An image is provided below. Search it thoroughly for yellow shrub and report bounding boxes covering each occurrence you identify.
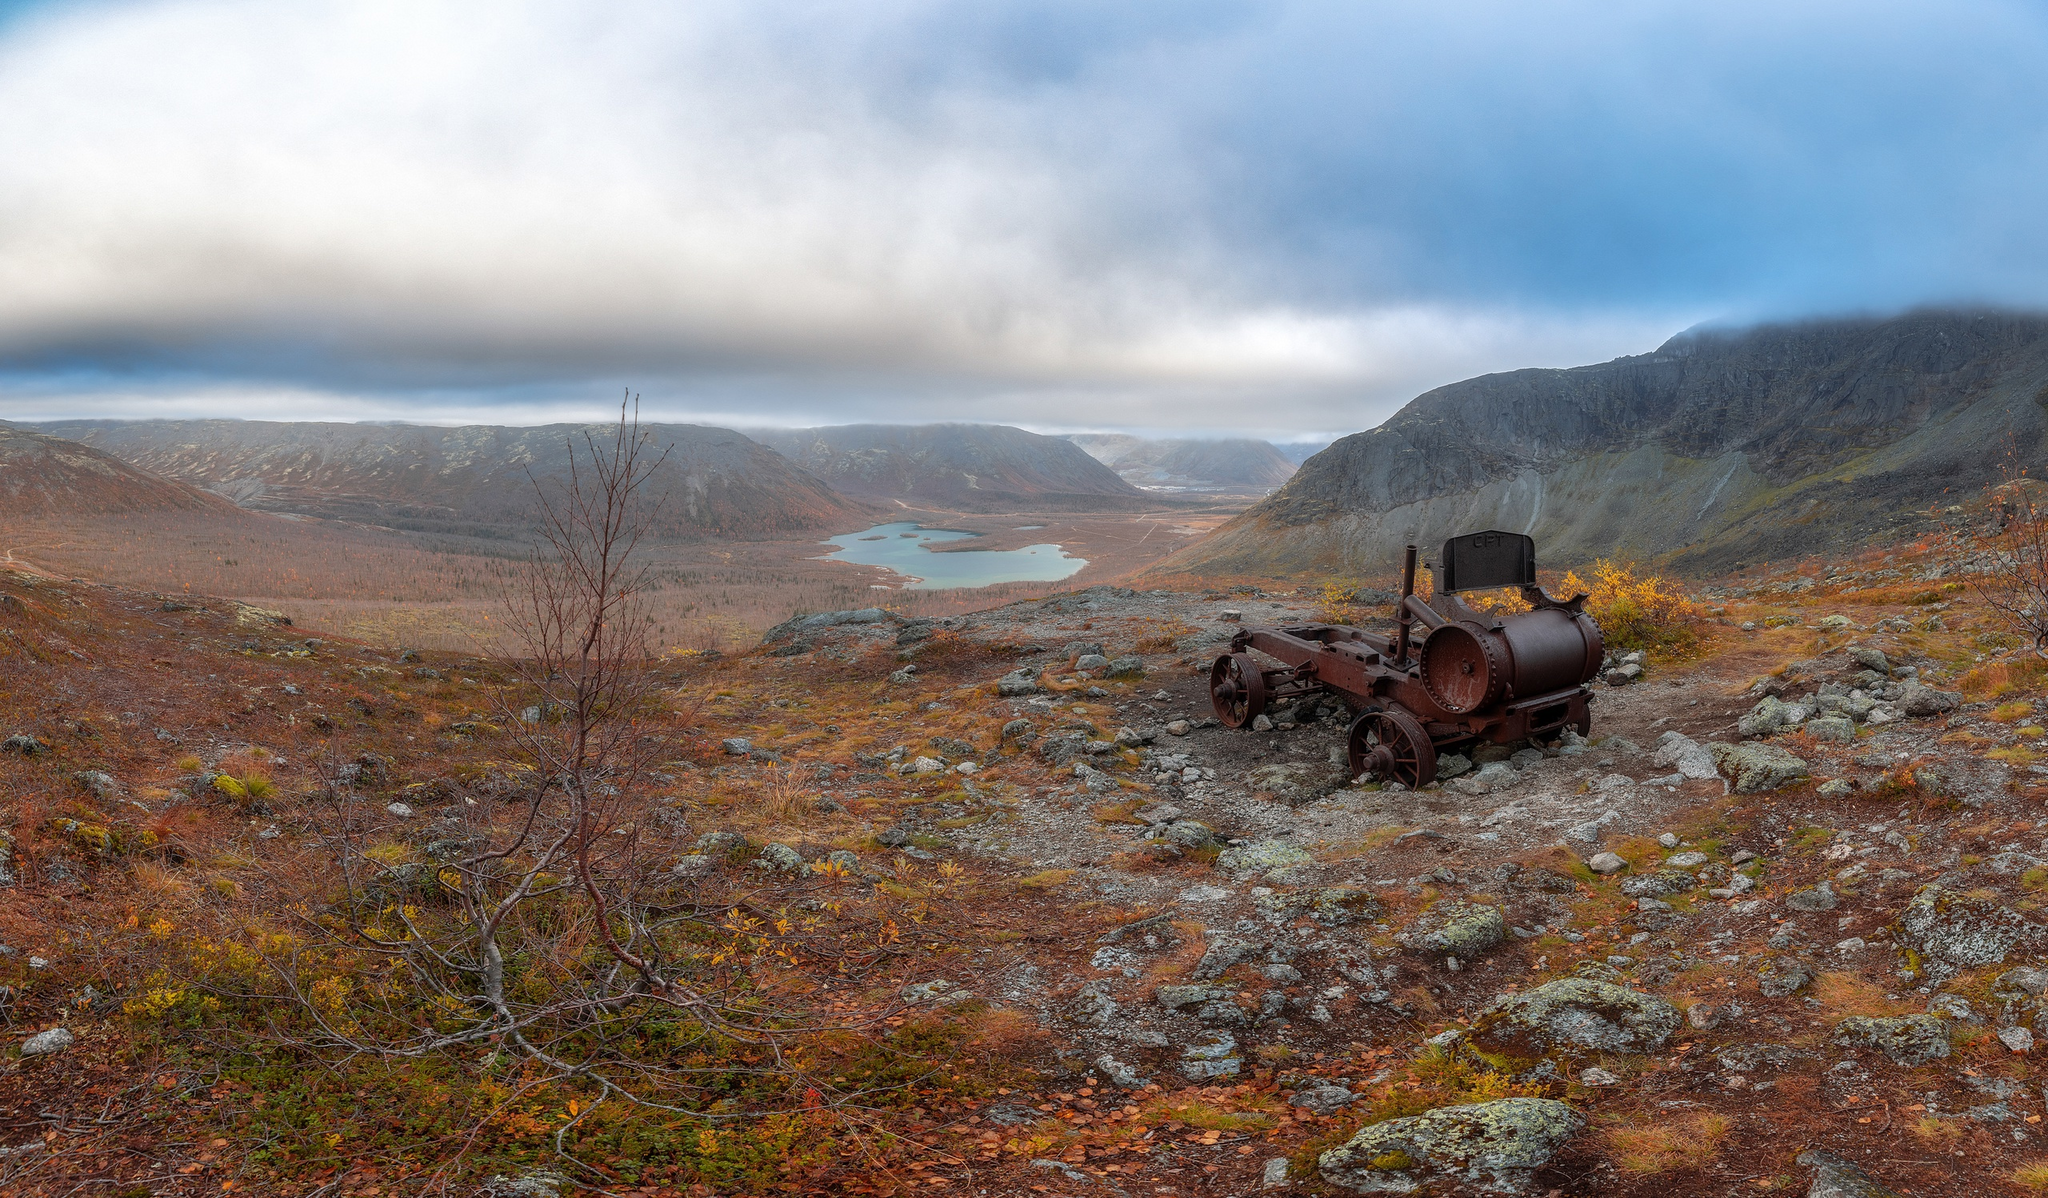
[1557,560,1706,657]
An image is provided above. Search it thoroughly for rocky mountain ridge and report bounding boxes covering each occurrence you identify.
[1162,309,2048,579]
[1065,434,1297,492]
[753,422,1150,512]
[31,418,867,540]
[0,424,239,519]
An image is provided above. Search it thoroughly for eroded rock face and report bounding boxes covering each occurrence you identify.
[1319,1097,1582,1195]
[1833,1015,1952,1066]
[1471,978,1681,1056]
[1895,885,2047,975]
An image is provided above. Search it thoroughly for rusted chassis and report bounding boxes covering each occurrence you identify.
[1209,589,1601,789]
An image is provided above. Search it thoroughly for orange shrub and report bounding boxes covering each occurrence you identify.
[1557,559,1706,657]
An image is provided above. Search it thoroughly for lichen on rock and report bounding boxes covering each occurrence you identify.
[1319,1097,1582,1195]
[1470,977,1681,1057]
[1832,1014,1951,1066]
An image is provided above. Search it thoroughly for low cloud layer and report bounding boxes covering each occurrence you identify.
[2,0,2046,434]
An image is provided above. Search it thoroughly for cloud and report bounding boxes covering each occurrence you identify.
[0,0,2045,433]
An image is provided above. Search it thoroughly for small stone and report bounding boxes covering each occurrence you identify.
[1578,1066,1620,1086]
[1075,653,1111,673]
[1251,714,1274,732]
[2000,1026,2035,1053]
[1093,1053,1149,1088]
[1665,851,1708,868]
[1785,881,1839,912]
[754,843,805,872]
[1261,1157,1290,1190]
[1165,719,1192,736]
[1289,1084,1355,1114]
[720,737,753,756]
[1817,778,1854,797]
[1796,1149,1908,1198]
[1656,833,1680,849]
[1219,609,1243,622]
[385,802,415,818]
[1586,852,1627,875]
[1806,715,1856,743]
[20,1027,73,1056]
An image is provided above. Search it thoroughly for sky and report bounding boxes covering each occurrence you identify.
[2,1,2047,440]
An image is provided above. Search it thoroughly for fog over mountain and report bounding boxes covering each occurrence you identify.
[751,424,1148,512]
[1158,309,2048,579]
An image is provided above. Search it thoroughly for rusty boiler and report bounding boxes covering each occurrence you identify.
[1209,530,1603,788]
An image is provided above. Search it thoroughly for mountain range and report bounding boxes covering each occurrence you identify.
[0,425,237,519]
[1159,309,2048,579]
[1064,434,1296,492]
[750,423,1149,512]
[28,419,864,539]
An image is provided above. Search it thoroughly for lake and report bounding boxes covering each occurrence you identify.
[818,522,1088,589]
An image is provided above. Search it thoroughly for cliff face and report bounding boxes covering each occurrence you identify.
[1158,310,2048,578]
[33,420,867,539]
[754,423,1149,512]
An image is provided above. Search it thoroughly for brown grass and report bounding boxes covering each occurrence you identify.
[1810,971,1913,1019]
[1599,1111,1732,1175]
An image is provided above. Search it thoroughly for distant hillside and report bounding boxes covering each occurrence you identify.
[34,420,866,540]
[753,423,1148,512]
[1066,434,1296,491]
[0,424,237,519]
[1158,309,2048,579]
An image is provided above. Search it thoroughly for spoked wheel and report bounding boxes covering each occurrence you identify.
[1209,653,1268,729]
[1347,708,1437,789]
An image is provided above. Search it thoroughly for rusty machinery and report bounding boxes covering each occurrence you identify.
[1208,530,1603,789]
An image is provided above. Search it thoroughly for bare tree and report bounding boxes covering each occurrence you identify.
[260,399,896,1173]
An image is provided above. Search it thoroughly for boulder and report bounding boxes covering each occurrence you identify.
[1436,753,1474,780]
[1318,1097,1583,1195]
[1833,1015,1951,1066]
[1471,978,1681,1056]
[1710,742,1810,793]
[1216,839,1313,879]
[1785,881,1840,913]
[1895,885,2047,973]
[996,668,1042,697]
[1896,682,1960,717]
[753,843,805,872]
[1798,1150,1905,1198]
[1806,715,1857,743]
[1846,647,1892,676]
[1404,902,1507,960]
[1650,733,1719,779]
[1246,760,1349,806]
[1291,1085,1356,1115]
[1254,886,1384,927]
[1758,957,1815,998]
[19,1027,73,1057]
[1104,656,1145,679]
[1618,870,1695,899]
[1739,696,1797,739]
[1075,653,1112,674]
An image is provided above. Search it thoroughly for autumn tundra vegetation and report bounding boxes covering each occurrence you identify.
[12,416,2048,1196]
